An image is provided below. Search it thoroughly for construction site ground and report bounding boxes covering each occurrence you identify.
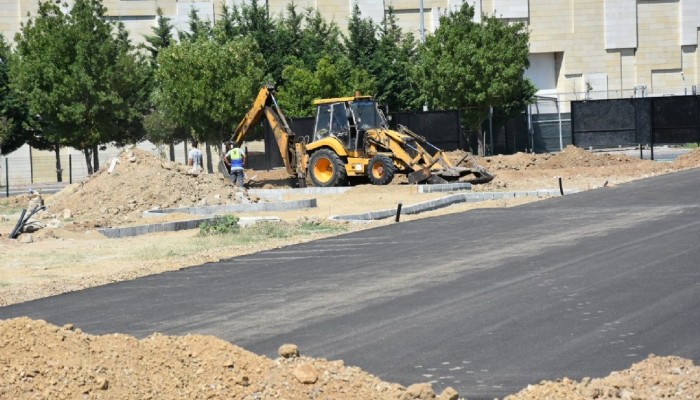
[1,144,700,399]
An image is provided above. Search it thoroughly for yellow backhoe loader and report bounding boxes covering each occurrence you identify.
[229,85,494,187]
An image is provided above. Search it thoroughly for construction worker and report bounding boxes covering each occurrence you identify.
[225,142,246,187]
[187,141,203,175]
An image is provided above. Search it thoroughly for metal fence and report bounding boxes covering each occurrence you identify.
[527,96,572,153]
[572,95,700,151]
[0,141,227,197]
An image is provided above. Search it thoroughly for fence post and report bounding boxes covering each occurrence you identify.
[29,146,34,184]
[5,158,8,198]
[69,154,73,184]
[557,96,564,151]
[488,106,493,156]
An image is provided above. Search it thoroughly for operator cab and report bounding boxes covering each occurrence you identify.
[313,95,388,152]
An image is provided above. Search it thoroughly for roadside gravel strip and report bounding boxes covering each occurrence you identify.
[330,189,582,221]
[98,199,314,238]
[97,185,583,237]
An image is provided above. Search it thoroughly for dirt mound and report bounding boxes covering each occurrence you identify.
[44,149,259,228]
[505,354,700,400]
[671,147,700,169]
[2,318,698,400]
[537,145,644,169]
[0,317,455,400]
[2,192,35,209]
[472,146,646,172]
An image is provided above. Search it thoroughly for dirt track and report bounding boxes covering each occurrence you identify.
[2,145,700,399]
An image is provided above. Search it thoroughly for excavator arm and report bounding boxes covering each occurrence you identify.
[230,86,305,181]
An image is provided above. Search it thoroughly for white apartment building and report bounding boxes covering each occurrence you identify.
[2,0,700,103]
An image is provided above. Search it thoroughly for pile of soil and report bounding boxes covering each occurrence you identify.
[0,317,456,400]
[1,318,698,400]
[466,146,691,191]
[471,146,648,171]
[43,149,259,229]
[505,354,700,399]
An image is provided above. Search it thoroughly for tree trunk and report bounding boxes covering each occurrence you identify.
[92,145,99,173]
[84,148,93,175]
[169,142,175,162]
[205,142,213,174]
[476,127,485,157]
[183,141,187,163]
[54,145,63,183]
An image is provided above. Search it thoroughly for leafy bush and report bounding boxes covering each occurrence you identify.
[246,221,293,238]
[198,215,240,236]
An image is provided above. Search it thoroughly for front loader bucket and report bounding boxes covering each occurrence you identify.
[407,168,450,185]
[464,169,495,184]
[408,168,433,184]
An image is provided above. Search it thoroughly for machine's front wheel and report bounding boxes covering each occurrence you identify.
[308,149,347,187]
[367,155,396,185]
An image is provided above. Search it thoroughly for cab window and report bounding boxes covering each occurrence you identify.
[314,104,331,140]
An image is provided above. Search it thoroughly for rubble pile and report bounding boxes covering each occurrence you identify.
[505,354,700,400]
[473,145,649,171]
[1,318,699,400]
[45,149,260,228]
[0,317,457,400]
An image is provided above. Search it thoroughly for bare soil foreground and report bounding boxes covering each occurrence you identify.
[2,145,700,399]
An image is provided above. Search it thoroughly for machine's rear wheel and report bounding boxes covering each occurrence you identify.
[367,155,396,185]
[308,149,347,187]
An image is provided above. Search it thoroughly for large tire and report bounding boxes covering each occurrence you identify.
[367,155,396,185]
[308,149,347,187]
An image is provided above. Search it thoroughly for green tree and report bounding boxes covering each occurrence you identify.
[277,55,376,117]
[142,7,174,64]
[178,6,212,42]
[109,23,152,147]
[283,6,344,71]
[236,0,283,82]
[345,4,378,68]
[11,0,151,174]
[212,4,242,43]
[0,33,34,156]
[141,7,182,160]
[154,36,265,144]
[415,3,535,154]
[276,2,303,58]
[7,2,70,178]
[373,7,420,111]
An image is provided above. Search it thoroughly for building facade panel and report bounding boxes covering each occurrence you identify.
[681,0,700,46]
[355,0,384,23]
[604,0,636,49]
[635,0,680,90]
[0,0,21,41]
[492,0,527,19]
[528,0,573,52]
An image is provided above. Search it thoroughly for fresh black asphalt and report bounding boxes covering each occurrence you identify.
[2,169,700,399]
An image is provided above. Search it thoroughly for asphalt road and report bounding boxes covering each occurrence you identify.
[2,169,700,399]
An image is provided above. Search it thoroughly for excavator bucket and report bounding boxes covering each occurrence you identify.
[462,168,495,184]
[450,154,495,184]
[407,162,495,185]
[407,168,434,184]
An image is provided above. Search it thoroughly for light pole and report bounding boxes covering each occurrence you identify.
[419,0,425,43]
